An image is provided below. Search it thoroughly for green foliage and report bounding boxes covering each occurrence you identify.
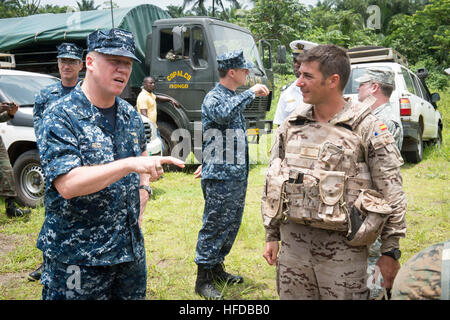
[245,0,309,45]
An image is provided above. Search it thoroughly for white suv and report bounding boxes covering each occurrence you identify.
[0,68,161,207]
[344,47,442,163]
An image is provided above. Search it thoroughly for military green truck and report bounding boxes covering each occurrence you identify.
[0,4,280,161]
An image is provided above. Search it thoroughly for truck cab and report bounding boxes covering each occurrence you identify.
[146,17,274,160]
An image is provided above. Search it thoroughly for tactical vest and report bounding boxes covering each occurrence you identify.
[262,98,393,246]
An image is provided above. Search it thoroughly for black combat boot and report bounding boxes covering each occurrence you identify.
[195,265,224,300]
[28,263,43,282]
[212,263,243,284]
[5,198,30,217]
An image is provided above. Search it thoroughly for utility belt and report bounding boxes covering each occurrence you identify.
[263,166,392,247]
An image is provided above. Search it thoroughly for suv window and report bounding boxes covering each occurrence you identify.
[401,68,417,95]
[0,74,58,106]
[415,76,431,102]
[410,72,424,99]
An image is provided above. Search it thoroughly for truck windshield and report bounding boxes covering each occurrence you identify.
[0,75,58,106]
[210,25,264,75]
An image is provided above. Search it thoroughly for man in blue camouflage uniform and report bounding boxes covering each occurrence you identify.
[36,28,184,300]
[29,42,84,282]
[193,50,269,299]
[356,67,404,299]
[33,42,84,134]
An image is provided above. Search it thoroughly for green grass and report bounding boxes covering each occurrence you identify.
[0,85,448,300]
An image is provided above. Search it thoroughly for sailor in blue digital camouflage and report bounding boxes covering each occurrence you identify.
[193,50,270,299]
[33,42,83,135]
[392,240,450,300]
[357,66,404,299]
[1,101,31,217]
[36,28,184,300]
[29,42,84,282]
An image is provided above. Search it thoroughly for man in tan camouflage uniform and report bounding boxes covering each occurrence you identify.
[0,102,31,217]
[391,240,449,300]
[356,66,404,299]
[261,44,407,299]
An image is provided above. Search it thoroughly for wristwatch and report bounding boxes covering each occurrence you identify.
[139,185,153,197]
[382,248,401,260]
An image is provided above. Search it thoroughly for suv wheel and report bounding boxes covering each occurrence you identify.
[12,150,44,208]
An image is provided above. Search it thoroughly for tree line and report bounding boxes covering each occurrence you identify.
[1,0,448,89]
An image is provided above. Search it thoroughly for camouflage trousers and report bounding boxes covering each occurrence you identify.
[41,255,147,300]
[0,137,16,198]
[195,179,247,267]
[277,219,370,300]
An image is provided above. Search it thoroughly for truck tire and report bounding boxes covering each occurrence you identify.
[158,121,177,157]
[404,130,423,163]
[12,150,45,208]
[157,121,185,171]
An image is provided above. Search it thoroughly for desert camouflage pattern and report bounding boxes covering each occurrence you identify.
[262,97,407,299]
[367,100,403,298]
[0,111,16,197]
[262,97,406,251]
[373,101,403,150]
[392,241,448,300]
[36,84,147,266]
[201,83,255,180]
[216,50,254,70]
[277,220,369,299]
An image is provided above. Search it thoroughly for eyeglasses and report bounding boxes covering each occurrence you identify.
[358,81,373,88]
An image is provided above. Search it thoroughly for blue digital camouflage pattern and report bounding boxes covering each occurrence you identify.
[201,83,256,180]
[36,84,147,266]
[216,50,254,70]
[41,254,146,300]
[195,179,248,267]
[33,80,79,138]
[87,28,140,62]
[56,42,83,61]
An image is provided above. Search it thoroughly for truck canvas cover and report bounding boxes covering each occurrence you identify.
[0,4,170,87]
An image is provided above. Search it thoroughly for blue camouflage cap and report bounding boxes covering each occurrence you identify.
[56,42,83,61]
[87,28,141,63]
[217,50,254,70]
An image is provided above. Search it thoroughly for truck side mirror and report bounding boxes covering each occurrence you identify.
[277,45,286,64]
[172,26,186,55]
[431,92,440,103]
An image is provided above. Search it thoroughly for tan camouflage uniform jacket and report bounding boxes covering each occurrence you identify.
[263,98,407,253]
